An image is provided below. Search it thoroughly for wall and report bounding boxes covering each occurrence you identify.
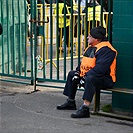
[112,0,133,112]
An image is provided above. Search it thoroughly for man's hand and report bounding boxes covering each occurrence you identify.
[72,71,80,83]
[79,76,85,88]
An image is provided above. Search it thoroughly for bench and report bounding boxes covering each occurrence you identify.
[93,88,133,121]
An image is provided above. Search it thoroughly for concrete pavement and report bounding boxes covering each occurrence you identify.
[0,81,133,133]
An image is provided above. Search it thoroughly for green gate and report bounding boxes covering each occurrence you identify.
[0,0,113,91]
[0,0,34,84]
[31,0,113,91]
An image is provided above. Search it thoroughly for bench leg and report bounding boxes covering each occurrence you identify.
[94,90,100,113]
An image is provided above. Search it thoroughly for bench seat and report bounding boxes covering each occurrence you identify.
[93,88,133,121]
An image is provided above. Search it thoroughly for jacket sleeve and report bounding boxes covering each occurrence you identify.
[86,46,116,77]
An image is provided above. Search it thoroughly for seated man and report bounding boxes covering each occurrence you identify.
[56,26,117,118]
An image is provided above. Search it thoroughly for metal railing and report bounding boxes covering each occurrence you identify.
[0,0,113,88]
[28,3,113,60]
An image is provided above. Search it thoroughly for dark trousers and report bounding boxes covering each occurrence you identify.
[63,70,114,102]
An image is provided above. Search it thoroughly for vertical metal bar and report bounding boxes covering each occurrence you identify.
[108,0,111,42]
[17,0,22,76]
[85,0,88,48]
[100,0,103,27]
[63,0,66,80]
[42,0,46,79]
[1,0,4,73]
[77,0,81,65]
[12,0,16,74]
[33,0,38,91]
[6,0,10,74]
[50,0,53,79]
[24,0,28,77]
[56,0,59,80]
[94,90,100,113]
[92,0,96,28]
[30,0,35,85]
[70,0,73,70]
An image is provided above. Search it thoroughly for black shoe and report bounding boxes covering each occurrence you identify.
[57,99,77,110]
[71,105,90,118]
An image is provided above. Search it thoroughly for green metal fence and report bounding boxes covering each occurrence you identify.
[33,0,113,90]
[0,0,33,84]
[0,0,112,90]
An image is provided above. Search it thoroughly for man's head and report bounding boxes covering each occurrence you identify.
[88,26,106,46]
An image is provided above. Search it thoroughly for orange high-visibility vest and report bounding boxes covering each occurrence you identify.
[80,41,117,82]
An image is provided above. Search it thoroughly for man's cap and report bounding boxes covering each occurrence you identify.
[90,26,106,39]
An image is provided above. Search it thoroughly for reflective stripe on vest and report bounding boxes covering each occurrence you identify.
[87,5,106,28]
